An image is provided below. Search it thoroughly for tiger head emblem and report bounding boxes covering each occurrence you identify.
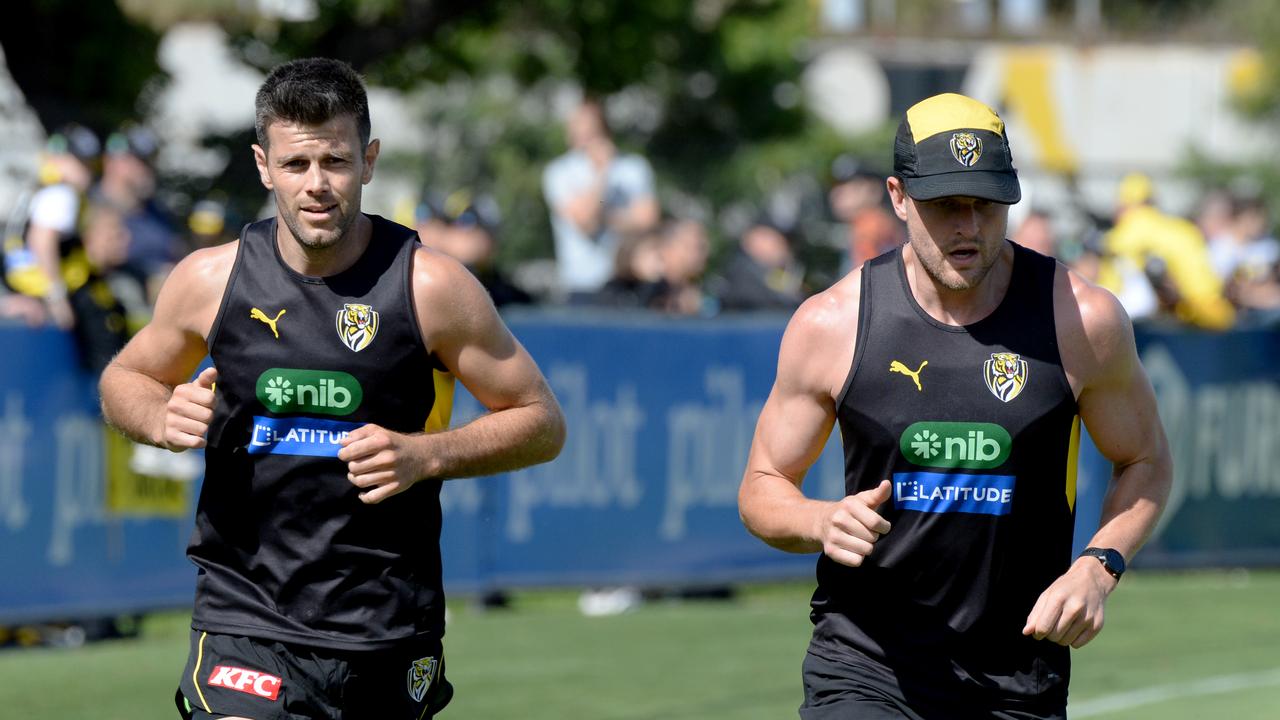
[949,132,983,167]
[407,655,437,703]
[983,351,1028,403]
[336,303,379,352]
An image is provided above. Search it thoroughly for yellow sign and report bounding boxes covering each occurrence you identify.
[104,428,190,517]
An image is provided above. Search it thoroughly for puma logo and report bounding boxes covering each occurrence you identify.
[889,360,928,392]
[250,307,286,339]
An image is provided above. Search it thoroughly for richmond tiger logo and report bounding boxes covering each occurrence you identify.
[336,303,379,352]
[949,132,983,167]
[407,656,438,703]
[984,352,1028,403]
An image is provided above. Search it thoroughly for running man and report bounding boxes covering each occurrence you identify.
[738,93,1171,719]
[99,58,565,719]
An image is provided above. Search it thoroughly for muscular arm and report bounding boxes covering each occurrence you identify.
[340,248,565,503]
[1023,266,1172,647]
[1073,285,1171,560]
[738,273,892,564]
[99,243,235,447]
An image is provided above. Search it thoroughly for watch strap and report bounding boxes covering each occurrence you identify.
[1080,547,1125,580]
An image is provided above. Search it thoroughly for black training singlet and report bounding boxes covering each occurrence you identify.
[190,214,449,651]
[810,242,1080,707]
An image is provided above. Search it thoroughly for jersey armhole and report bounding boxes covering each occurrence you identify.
[834,266,872,410]
[205,234,248,353]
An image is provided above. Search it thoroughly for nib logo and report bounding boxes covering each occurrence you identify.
[910,430,941,460]
[265,377,293,405]
[899,421,1012,470]
[256,368,363,417]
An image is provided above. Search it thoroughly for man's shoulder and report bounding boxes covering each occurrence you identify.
[31,182,77,205]
[775,271,862,398]
[1060,265,1127,332]
[608,153,654,185]
[150,240,240,333]
[612,152,653,170]
[176,240,240,282]
[543,150,587,180]
[1055,264,1135,387]
[781,271,861,355]
[28,183,79,228]
[409,244,480,297]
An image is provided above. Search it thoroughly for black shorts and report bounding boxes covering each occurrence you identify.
[800,649,1065,720]
[175,629,453,720]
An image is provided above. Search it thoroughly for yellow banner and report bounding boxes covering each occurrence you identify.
[104,428,190,517]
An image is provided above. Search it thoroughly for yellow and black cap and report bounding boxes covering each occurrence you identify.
[893,93,1020,205]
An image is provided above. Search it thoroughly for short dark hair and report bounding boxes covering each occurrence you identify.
[254,58,371,149]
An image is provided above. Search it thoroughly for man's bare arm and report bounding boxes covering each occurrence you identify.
[26,222,74,328]
[1075,287,1171,560]
[99,243,235,448]
[1023,267,1172,647]
[339,248,565,503]
[738,273,893,564]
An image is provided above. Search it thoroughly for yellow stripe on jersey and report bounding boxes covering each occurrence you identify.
[425,370,455,433]
[192,631,212,712]
[1065,415,1081,512]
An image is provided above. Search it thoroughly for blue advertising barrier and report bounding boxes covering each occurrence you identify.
[2,315,1278,622]
[1124,328,1280,567]
[437,312,849,591]
[0,327,197,623]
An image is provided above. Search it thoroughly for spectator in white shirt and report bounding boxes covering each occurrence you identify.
[542,99,659,300]
[13,124,100,328]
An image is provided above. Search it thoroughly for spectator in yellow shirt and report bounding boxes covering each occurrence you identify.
[1102,173,1235,329]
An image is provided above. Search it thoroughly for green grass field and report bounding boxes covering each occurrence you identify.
[2,570,1277,719]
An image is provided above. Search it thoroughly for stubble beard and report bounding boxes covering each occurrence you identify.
[909,231,997,292]
[280,198,358,253]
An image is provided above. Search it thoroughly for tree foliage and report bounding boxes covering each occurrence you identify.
[1176,2,1280,212]
[219,0,853,266]
[0,0,164,134]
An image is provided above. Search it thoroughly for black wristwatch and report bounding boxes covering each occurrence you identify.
[1079,547,1126,581]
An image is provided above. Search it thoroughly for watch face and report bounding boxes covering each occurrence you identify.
[1083,547,1125,578]
[1102,549,1126,576]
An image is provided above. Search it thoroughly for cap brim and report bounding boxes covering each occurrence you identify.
[903,171,1021,204]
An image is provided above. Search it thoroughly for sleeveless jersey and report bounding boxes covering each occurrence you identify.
[191,215,447,651]
[811,243,1080,706]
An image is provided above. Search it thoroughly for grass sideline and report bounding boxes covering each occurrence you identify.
[1,571,1277,719]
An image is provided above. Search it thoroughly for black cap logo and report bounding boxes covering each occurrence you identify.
[949,132,982,167]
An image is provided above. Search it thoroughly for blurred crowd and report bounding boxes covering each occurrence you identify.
[1036,172,1280,330]
[0,122,190,372]
[4,100,1279,370]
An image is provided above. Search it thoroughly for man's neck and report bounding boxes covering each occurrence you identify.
[903,242,1015,327]
[276,213,372,277]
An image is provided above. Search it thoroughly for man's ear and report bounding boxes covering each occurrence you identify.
[886,176,910,222]
[253,144,273,190]
[361,139,380,184]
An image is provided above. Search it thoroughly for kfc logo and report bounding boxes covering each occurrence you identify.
[207,665,282,701]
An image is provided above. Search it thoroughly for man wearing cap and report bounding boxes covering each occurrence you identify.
[738,93,1171,718]
[95,123,179,300]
